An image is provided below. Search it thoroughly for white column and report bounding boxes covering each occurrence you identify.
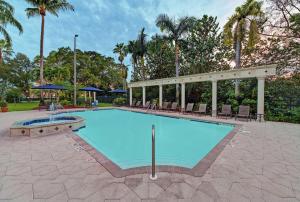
[212,80,217,117]
[142,86,146,107]
[181,83,185,111]
[159,85,163,109]
[257,77,265,121]
[84,92,87,102]
[93,92,96,102]
[129,87,133,106]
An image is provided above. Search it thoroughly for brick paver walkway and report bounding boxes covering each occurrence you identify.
[0,109,299,202]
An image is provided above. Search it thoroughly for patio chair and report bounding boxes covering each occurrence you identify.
[170,102,178,112]
[185,103,194,113]
[235,105,251,121]
[135,101,141,108]
[150,100,157,110]
[218,105,232,119]
[143,101,151,109]
[195,103,207,116]
[56,103,64,110]
[131,100,137,107]
[161,102,170,110]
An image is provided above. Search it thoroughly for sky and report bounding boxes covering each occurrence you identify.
[8,0,244,79]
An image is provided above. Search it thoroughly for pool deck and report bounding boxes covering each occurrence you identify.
[0,108,300,202]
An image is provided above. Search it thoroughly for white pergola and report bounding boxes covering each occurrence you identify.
[128,64,277,120]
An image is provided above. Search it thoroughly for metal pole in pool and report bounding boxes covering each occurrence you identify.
[150,124,157,180]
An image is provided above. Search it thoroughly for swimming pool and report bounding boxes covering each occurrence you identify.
[59,109,234,170]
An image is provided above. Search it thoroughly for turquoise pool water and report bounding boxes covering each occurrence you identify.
[58,109,234,169]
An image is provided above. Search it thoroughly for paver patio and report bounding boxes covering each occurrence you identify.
[0,108,300,202]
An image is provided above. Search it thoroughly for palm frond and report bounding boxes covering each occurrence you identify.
[0,9,23,33]
[0,0,14,12]
[247,20,259,49]
[223,14,238,46]
[176,16,190,37]
[156,14,176,34]
[47,1,75,16]
[24,0,41,7]
[25,7,40,18]
[0,26,12,46]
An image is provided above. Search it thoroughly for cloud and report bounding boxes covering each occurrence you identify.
[7,0,245,80]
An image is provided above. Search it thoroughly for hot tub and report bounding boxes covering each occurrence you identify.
[10,116,85,137]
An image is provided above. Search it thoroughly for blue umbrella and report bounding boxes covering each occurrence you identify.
[109,89,127,93]
[79,86,103,92]
[32,84,66,90]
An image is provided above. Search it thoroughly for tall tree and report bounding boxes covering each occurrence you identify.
[224,0,264,96]
[7,53,33,97]
[263,0,300,38]
[136,27,148,80]
[127,40,139,80]
[25,0,74,85]
[0,0,23,63]
[156,14,190,102]
[184,15,230,75]
[113,43,128,89]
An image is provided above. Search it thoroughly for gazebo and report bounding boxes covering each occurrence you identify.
[31,84,66,102]
[79,86,103,103]
[128,64,277,121]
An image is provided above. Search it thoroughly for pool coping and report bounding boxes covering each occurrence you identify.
[68,107,242,177]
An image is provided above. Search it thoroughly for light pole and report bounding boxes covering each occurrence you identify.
[73,34,78,106]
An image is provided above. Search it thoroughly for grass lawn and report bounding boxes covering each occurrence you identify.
[7,102,39,112]
[98,102,113,107]
[5,102,113,112]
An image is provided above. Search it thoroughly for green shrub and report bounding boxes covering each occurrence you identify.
[60,100,70,106]
[6,88,22,103]
[113,97,127,106]
[0,101,8,107]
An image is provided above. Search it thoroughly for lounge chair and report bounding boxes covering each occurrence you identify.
[161,102,170,110]
[235,105,251,121]
[150,100,157,110]
[131,100,137,107]
[56,103,64,110]
[218,105,232,119]
[135,101,141,108]
[195,103,207,115]
[143,101,150,109]
[185,103,194,113]
[170,102,178,112]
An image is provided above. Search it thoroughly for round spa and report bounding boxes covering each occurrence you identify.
[10,116,85,137]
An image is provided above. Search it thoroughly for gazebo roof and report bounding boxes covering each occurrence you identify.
[31,84,66,90]
[109,89,127,93]
[79,86,103,92]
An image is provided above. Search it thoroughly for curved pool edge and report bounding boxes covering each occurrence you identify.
[70,122,241,178]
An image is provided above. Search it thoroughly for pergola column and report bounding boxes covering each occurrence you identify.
[129,87,133,106]
[212,80,217,117]
[93,92,96,102]
[181,83,185,111]
[159,85,163,108]
[142,86,146,107]
[257,77,265,121]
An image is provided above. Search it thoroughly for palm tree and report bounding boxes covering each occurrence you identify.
[0,40,13,62]
[127,40,138,69]
[0,0,23,63]
[25,0,74,85]
[156,14,190,102]
[113,43,128,89]
[224,0,263,96]
[136,27,148,80]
